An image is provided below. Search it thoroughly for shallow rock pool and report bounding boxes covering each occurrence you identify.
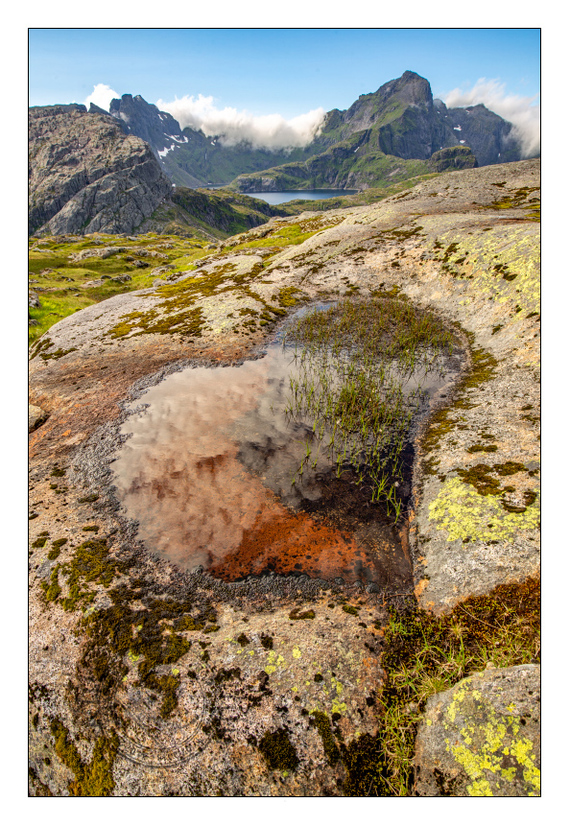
[112,307,462,589]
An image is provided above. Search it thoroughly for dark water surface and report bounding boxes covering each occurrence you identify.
[112,328,459,588]
[245,190,358,205]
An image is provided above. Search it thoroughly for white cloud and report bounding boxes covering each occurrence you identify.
[156,93,326,150]
[444,78,540,158]
[83,83,120,112]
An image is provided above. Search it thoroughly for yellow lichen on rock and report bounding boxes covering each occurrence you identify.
[428,478,540,543]
[414,665,540,797]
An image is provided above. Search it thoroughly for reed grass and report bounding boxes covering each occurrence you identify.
[283,297,456,522]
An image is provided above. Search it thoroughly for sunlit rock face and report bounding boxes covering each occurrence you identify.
[28,105,172,236]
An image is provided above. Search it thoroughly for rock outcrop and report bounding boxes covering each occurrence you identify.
[29,106,173,236]
[28,159,539,796]
[428,145,478,172]
[413,664,540,796]
[29,403,48,432]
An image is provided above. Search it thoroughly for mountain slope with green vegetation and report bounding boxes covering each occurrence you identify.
[106,71,524,196]
[230,70,521,192]
[142,187,287,238]
[233,142,476,192]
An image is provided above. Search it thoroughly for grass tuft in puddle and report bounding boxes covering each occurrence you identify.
[282,298,458,522]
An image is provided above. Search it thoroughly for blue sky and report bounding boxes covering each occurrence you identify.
[29,28,540,118]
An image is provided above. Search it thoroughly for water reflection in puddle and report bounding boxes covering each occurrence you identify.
[113,332,458,587]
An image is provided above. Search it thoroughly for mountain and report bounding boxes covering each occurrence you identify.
[105,72,526,195]
[315,71,519,164]
[108,93,319,188]
[28,104,287,238]
[29,104,173,236]
[28,71,533,238]
[232,71,522,192]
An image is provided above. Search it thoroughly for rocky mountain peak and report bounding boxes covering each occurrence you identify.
[29,105,173,236]
[380,69,433,107]
[109,94,188,155]
[334,71,435,140]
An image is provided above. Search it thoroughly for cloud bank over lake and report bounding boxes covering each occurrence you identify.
[157,94,326,150]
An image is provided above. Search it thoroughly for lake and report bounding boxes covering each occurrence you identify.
[246,190,358,205]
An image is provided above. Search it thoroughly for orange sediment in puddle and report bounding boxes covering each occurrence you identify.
[210,504,370,582]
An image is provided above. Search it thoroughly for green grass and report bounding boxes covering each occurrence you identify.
[230,223,323,251]
[376,578,540,795]
[29,233,210,346]
[231,124,440,194]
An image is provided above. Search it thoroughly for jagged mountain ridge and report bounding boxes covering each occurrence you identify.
[28,105,286,238]
[233,71,522,191]
[107,71,527,192]
[28,70,532,237]
[108,93,321,189]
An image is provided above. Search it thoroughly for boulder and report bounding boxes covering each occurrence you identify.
[70,247,126,262]
[413,664,540,796]
[29,404,48,432]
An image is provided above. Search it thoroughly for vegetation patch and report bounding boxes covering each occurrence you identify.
[483,186,540,213]
[258,727,299,772]
[41,566,62,603]
[106,249,292,339]
[231,222,321,251]
[49,718,118,796]
[32,531,50,549]
[283,296,459,521]
[455,461,528,497]
[350,578,540,795]
[108,305,205,340]
[273,286,306,308]
[56,538,220,720]
[29,233,211,346]
[421,335,497,472]
[289,608,316,620]
[309,710,341,765]
[342,604,360,616]
[47,537,68,560]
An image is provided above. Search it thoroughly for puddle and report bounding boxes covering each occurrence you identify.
[113,305,462,588]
